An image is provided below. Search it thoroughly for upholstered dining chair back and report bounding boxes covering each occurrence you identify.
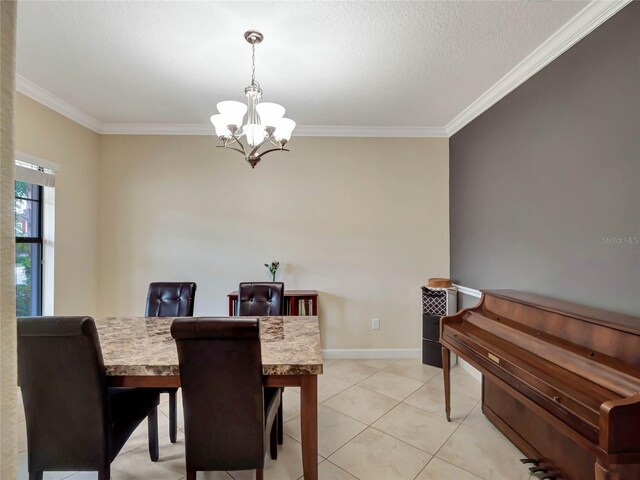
[171,317,266,472]
[238,282,284,316]
[145,282,197,317]
[18,316,110,472]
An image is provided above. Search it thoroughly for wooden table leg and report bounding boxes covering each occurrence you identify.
[442,346,451,422]
[300,375,318,480]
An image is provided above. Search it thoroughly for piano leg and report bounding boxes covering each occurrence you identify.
[442,346,451,422]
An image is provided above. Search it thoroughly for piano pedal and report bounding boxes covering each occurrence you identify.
[530,466,548,474]
[520,458,539,465]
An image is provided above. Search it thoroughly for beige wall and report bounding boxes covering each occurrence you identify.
[98,135,449,350]
[15,93,100,316]
[14,93,450,349]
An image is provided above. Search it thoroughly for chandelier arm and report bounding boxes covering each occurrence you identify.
[230,134,248,155]
[248,136,274,158]
[216,145,246,156]
[256,147,290,159]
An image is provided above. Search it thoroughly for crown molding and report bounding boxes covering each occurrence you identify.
[99,123,448,137]
[16,0,631,139]
[445,0,632,136]
[99,123,212,135]
[16,74,103,133]
[294,125,448,137]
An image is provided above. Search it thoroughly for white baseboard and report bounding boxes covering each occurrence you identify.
[322,348,421,359]
[459,358,482,383]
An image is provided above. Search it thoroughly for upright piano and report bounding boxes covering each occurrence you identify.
[440,290,640,480]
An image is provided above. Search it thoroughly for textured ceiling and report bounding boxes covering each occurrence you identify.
[16,1,588,128]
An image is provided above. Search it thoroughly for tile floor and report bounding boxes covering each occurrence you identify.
[16,358,540,480]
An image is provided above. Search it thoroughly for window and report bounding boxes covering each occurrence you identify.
[14,152,58,316]
[15,180,44,316]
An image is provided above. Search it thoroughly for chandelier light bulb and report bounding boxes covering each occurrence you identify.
[256,102,285,128]
[216,101,247,128]
[274,118,296,142]
[244,123,267,147]
[210,114,231,138]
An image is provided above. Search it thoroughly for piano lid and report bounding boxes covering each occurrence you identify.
[481,290,640,335]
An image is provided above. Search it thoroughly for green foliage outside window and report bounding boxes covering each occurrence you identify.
[16,243,32,317]
[15,180,41,317]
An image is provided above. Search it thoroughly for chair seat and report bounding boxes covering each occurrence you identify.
[108,388,160,459]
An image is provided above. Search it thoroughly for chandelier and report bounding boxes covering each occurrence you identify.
[210,31,296,168]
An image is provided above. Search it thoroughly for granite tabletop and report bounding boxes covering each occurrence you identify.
[95,316,323,377]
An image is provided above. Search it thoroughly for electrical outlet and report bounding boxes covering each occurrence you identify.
[372,318,380,330]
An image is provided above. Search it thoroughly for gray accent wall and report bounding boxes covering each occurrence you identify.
[450,3,639,316]
[458,292,481,311]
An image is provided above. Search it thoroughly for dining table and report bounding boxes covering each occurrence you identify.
[95,315,323,480]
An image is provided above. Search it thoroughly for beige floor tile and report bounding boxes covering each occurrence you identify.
[303,460,358,480]
[282,388,301,422]
[228,436,322,480]
[428,368,482,400]
[284,404,367,457]
[64,473,104,479]
[13,359,535,480]
[17,419,28,454]
[357,358,400,369]
[159,398,184,431]
[403,382,478,422]
[437,425,529,480]
[324,385,398,424]
[462,403,502,437]
[159,392,170,406]
[193,471,234,479]
[17,402,26,424]
[111,433,186,480]
[159,390,183,406]
[120,413,173,456]
[372,403,457,455]
[323,360,378,384]
[16,429,179,480]
[415,457,483,480]
[329,428,432,480]
[358,370,423,401]
[318,374,352,403]
[322,358,339,367]
[382,359,441,383]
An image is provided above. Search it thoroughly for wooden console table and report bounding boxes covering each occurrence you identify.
[228,290,318,316]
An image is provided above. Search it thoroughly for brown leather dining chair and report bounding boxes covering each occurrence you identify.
[171,317,281,480]
[145,281,196,444]
[238,282,285,317]
[238,281,286,445]
[18,316,160,480]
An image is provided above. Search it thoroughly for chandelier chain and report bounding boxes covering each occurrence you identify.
[251,43,256,86]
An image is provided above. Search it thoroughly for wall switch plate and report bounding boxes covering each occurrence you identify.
[372,318,380,330]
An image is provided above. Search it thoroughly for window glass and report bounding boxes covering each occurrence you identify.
[15,180,43,316]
